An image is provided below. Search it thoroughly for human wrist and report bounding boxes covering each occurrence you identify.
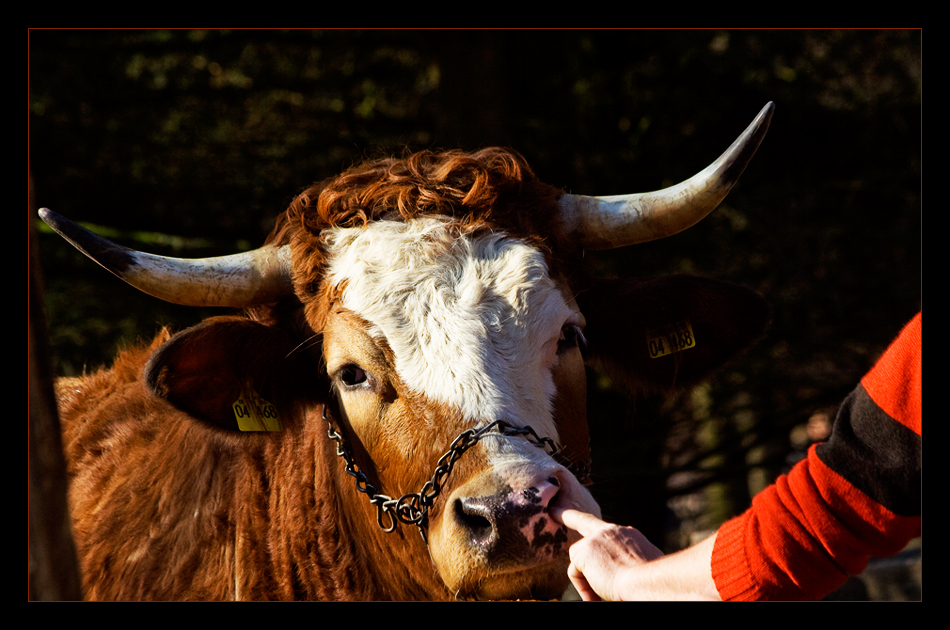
[616,532,721,601]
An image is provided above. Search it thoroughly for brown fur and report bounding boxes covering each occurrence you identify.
[57,333,449,600]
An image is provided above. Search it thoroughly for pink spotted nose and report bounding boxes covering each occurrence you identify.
[453,475,569,560]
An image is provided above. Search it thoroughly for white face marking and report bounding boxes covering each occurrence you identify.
[324,218,577,440]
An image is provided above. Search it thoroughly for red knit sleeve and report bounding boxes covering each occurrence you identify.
[861,313,921,435]
[712,313,921,601]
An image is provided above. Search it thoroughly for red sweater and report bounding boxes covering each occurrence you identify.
[712,313,921,600]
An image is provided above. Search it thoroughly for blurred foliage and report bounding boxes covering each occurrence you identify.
[30,29,920,549]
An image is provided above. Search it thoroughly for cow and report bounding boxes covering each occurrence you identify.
[38,102,773,601]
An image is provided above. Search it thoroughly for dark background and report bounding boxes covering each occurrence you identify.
[30,29,920,559]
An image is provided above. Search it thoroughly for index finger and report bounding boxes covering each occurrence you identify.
[550,507,608,537]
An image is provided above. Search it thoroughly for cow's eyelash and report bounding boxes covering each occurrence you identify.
[557,324,586,354]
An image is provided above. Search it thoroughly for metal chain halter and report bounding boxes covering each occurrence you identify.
[322,403,588,543]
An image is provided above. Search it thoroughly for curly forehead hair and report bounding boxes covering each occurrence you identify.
[270,147,563,246]
[259,148,571,329]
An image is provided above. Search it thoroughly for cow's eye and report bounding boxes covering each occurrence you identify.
[557,324,586,354]
[339,365,368,388]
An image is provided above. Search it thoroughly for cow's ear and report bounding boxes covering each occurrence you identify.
[144,316,322,431]
[578,276,769,396]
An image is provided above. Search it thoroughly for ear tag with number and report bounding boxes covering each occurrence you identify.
[233,385,283,432]
[646,319,696,359]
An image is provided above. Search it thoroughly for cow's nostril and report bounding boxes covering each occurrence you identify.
[454,497,496,547]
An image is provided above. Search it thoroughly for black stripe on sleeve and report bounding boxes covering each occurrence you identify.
[816,383,921,517]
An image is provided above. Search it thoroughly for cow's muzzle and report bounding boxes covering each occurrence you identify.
[453,474,569,560]
[430,456,596,600]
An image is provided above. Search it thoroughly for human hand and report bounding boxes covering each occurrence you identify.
[552,507,664,601]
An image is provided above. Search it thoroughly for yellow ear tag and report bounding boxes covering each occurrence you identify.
[233,386,283,432]
[646,319,696,359]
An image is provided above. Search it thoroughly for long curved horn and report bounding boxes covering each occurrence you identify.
[556,102,774,250]
[38,208,293,307]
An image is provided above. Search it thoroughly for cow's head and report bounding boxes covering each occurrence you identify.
[40,103,773,600]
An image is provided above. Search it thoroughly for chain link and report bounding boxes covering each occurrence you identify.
[323,404,583,543]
